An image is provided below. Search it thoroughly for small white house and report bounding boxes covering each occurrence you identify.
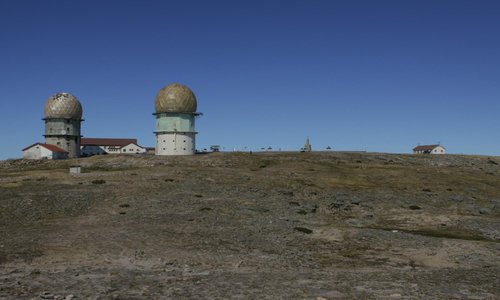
[120,142,146,154]
[81,138,146,156]
[22,143,69,160]
[413,144,446,154]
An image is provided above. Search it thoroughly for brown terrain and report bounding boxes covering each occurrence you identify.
[0,152,499,299]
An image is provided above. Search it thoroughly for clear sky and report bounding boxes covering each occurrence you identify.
[1,0,499,159]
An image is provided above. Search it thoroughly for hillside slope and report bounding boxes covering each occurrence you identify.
[1,152,499,299]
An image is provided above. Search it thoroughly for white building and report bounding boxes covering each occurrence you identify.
[80,138,146,156]
[154,83,202,155]
[413,144,446,154]
[22,143,68,160]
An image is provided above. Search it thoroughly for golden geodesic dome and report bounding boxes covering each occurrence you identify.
[44,93,83,119]
[155,83,197,113]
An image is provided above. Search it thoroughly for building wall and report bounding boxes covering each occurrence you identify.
[413,146,446,154]
[102,146,121,153]
[23,145,67,160]
[120,143,146,154]
[45,136,80,158]
[38,146,52,159]
[156,132,195,155]
[23,146,42,159]
[155,113,195,132]
[44,118,81,136]
[52,150,68,159]
[81,144,146,155]
[431,146,446,154]
[155,113,197,155]
[44,118,81,158]
[81,145,107,156]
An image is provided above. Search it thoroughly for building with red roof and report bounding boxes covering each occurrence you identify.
[413,144,446,155]
[80,138,146,156]
[22,143,69,160]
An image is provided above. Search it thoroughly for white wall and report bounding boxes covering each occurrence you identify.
[81,144,146,155]
[431,146,446,154]
[23,145,67,160]
[23,146,42,159]
[120,143,146,154]
[414,146,446,155]
[156,132,195,155]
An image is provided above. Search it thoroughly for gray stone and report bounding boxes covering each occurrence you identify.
[39,291,54,299]
[478,207,491,215]
[351,197,361,205]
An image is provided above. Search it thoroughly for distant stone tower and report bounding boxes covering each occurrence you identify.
[154,83,201,155]
[43,93,83,158]
[304,137,312,152]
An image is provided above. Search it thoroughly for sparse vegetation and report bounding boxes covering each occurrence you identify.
[294,227,313,234]
[0,152,499,298]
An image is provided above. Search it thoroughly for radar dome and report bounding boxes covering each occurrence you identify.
[44,93,83,119]
[155,83,197,113]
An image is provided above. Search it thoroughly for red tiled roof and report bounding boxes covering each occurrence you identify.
[413,144,441,151]
[22,143,68,153]
[81,138,138,147]
[42,144,68,153]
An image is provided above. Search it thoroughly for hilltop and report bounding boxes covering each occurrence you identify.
[1,152,499,299]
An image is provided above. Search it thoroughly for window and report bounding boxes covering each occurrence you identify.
[123,149,126,152]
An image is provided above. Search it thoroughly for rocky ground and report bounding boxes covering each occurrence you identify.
[0,152,499,299]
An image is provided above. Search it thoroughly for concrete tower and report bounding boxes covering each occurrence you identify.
[154,83,201,155]
[43,93,83,158]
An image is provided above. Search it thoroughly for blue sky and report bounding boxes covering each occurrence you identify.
[1,0,499,159]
